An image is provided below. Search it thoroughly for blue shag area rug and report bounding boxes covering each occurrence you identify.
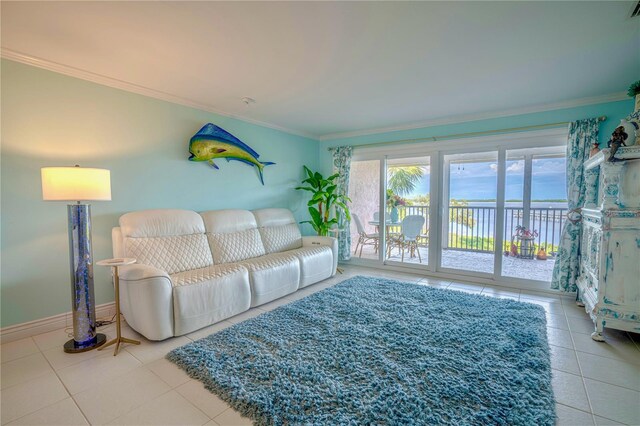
[167,276,555,425]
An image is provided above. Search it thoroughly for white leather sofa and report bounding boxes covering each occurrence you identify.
[111,208,338,340]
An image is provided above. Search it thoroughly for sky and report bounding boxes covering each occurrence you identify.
[403,158,567,201]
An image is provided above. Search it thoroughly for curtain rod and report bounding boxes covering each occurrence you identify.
[327,116,607,151]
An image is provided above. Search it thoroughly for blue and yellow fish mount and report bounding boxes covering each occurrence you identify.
[188,123,275,185]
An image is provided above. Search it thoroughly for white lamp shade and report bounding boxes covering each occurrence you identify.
[41,167,111,201]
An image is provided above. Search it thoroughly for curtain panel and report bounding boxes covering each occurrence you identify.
[551,118,600,292]
[332,146,353,261]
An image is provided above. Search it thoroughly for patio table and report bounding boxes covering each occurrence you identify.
[369,220,402,259]
[368,220,402,239]
[368,220,401,231]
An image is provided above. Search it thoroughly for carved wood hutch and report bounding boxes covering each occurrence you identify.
[577,146,640,341]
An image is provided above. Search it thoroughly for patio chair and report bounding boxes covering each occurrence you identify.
[387,215,425,263]
[418,225,429,247]
[352,213,379,257]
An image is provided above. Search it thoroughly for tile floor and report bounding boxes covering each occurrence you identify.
[1,265,639,425]
[354,244,556,281]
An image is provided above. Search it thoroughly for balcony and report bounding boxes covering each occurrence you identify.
[351,205,567,282]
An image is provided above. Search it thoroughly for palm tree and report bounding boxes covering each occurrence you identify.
[387,166,425,195]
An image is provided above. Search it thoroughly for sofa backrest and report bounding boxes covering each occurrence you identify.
[200,209,266,264]
[119,209,213,274]
[253,208,302,254]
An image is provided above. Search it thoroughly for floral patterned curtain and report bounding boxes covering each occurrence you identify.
[332,146,353,261]
[551,118,600,292]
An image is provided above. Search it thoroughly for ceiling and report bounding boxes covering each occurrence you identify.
[2,1,638,139]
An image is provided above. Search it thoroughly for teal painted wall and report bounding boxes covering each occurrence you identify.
[1,59,319,327]
[1,57,634,328]
[320,99,635,175]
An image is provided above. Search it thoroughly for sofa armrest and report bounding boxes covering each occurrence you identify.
[117,264,174,341]
[112,227,124,258]
[302,236,338,276]
[119,263,170,281]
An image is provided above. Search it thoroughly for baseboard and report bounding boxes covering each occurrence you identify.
[0,302,116,344]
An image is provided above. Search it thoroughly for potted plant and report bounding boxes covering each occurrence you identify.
[513,225,539,259]
[386,189,406,223]
[295,166,351,236]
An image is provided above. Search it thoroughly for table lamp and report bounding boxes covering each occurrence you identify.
[41,165,111,353]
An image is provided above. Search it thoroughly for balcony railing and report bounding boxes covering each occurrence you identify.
[392,205,567,255]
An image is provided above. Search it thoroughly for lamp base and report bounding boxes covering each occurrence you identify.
[63,333,107,353]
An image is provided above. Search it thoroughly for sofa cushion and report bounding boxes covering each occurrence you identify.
[120,209,213,274]
[253,208,303,254]
[258,224,303,254]
[253,208,296,228]
[238,253,300,307]
[170,263,245,286]
[120,209,205,237]
[124,234,213,275]
[207,229,266,264]
[170,264,251,335]
[200,209,266,264]
[200,209,257,234]
[290,246,334,288]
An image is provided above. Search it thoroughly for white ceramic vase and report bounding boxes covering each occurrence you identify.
[617,119,638,146]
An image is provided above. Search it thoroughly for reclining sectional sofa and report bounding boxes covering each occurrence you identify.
[111,208,338,340]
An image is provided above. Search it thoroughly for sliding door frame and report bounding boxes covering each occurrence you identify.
[436,148,498,280]
[347,127,568,292]
[378,157,388,265]
[382,153,436,271]
[494,149,507,278]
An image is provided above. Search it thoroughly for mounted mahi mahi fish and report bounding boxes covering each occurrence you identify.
[188,123,275,185]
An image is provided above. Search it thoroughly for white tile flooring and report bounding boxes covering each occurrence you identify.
[354,244,557,281]
[1,265,639,425]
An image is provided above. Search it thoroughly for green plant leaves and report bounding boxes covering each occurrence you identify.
[295,165,351,236]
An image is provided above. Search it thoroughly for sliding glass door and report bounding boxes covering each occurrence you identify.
[384,156,432,268]
[348,159,381,261]
[439,151,498,276]
[501,147,568,282]
[345,129,567,288]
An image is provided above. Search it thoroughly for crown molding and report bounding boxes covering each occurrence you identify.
[2,49,629,143]
[351,127,568,161]
[1,48,317,140]
[319,91,628,141]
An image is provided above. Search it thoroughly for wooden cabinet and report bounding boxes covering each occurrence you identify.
[577,146,640,341]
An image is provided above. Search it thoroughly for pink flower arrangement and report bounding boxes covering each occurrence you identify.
[386,190,407,208]
[514,225,538,240]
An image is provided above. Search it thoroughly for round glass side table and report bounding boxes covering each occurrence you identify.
[96,258,141,356]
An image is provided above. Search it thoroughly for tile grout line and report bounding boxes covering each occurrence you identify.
[41,348,94,426]
[625,331,640,352]
[213,407,248,424]
[555,402,632,425]
[108,387,176,425]
[153,363,240,425]
[173,382,224,423]
[12,342,93,426]
[563,299,598,425]
[571,343,640,367]
[0,337,39,365]
[549,362,640,393]
[555,401,593,417]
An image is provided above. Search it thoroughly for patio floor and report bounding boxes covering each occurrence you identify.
[351,244,556,282]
